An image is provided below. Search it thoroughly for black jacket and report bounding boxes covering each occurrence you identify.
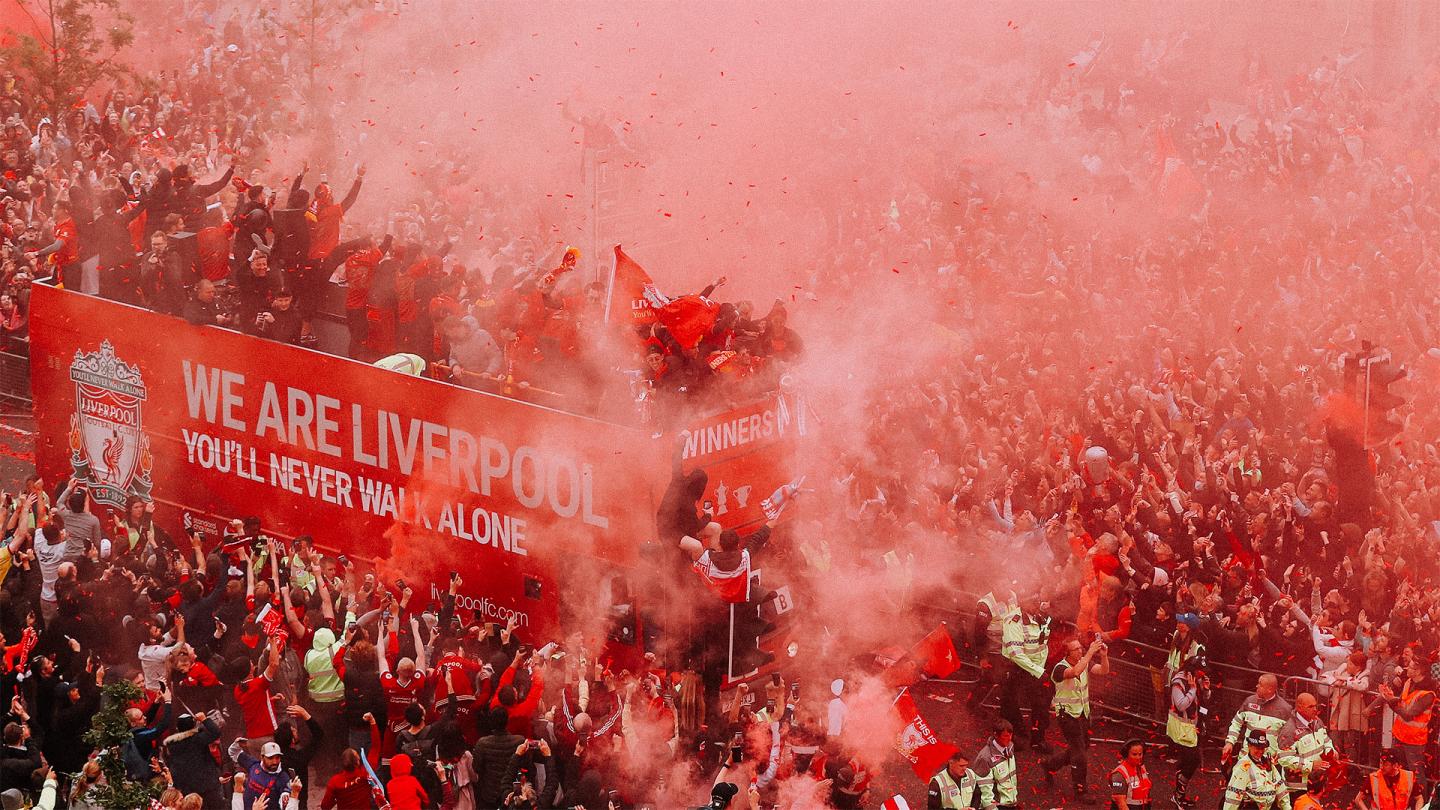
[0,742,41,794]
[472,731,524,807]
[282,716,324,810]
[342,667,386,729]
[46,679,100,774]
[172,167,235,226]
[89,208,144,270]
[163,718,223,801]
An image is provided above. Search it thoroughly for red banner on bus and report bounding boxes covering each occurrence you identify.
[27,284,668,632]
[678,393,806,530]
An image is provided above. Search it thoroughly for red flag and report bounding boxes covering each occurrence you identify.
[658,295,719,349]
[894,689,959,780]
[255,602,285,638]
[913,624,961,678]
[127,209,148,252]
[609,245,661,325]
[197,224,233,281]
[885,624,960,688]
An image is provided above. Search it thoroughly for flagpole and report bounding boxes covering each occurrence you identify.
[602,245,618,324]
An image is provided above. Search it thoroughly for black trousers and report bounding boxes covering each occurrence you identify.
[99,264,141,305]
[1173,741,1200,796]
[1045,712,1090,788]
[1000,668,1052,743]
[969,653,1007,708]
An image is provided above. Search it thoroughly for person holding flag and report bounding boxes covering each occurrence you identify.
[927,751,979,809]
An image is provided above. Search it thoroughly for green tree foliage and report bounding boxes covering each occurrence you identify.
[80,679,162,810]
[1,0,134,117]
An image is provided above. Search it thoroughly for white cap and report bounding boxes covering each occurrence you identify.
[831,678,844,697]
[261,741,282,757]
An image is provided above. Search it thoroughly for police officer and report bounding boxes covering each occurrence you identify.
[927,751,978,809]
[1222,729,1290,810]
[971,589,1018,710]
[1108,740,1152,810]
[1044,637,1110,803]
[1276,692,1335,801]
[1223,674,1293,764]
[972,719,1019,810]
[1000,594,1053,750]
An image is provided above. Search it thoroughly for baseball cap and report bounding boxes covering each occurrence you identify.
[261,741,282,757]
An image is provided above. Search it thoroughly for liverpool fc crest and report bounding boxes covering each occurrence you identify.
[68,341,153,507]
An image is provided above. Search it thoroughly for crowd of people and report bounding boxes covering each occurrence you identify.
[0,6,801,425]
[3,2,1440,809]
[782,22,1440,810]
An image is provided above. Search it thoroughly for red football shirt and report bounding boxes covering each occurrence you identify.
[381,671,429,732]
[235,675,277,739]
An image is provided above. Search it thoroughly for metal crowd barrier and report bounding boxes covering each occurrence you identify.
[0,342,30,409]
[929,592,1382,771]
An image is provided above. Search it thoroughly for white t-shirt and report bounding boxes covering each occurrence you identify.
[827,697,847,737]
[138,641,178,691]
[34,530,66,602]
